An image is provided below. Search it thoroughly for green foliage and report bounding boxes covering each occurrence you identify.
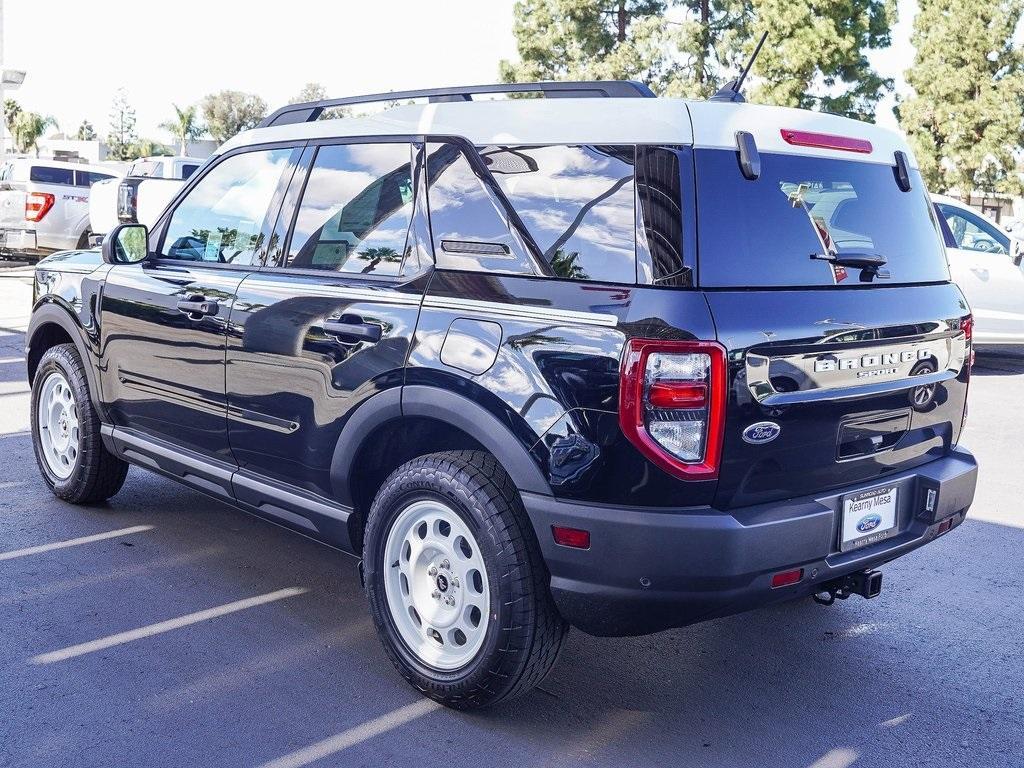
[500,0,895,117]
[745,0,896,119]
[159,104,203,155]
[75,120,97,141]
[107,88,138,161]
[11,112,56,156]
[898,0,1024,195]
[3,99,21,132]
[131,138,173,159]
[290,82,328,104]
[200,90,267,143]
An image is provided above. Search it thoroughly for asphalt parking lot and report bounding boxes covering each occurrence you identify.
[1,271,1022,768]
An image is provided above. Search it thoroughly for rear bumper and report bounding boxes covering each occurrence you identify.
[0,227,48,257]
[522,447,977,636]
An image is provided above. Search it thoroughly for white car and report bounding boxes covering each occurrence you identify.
[88,155,203,239]
[933,194,1024,344]
[0,158,120,259]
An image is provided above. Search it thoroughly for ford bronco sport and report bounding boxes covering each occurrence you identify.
[26,81,978,709]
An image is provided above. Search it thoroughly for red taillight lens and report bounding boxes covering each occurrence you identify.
[551,525,590,549]
[619,339,727,480]
[780,129,872,154]
[962,314,974,370]
[25,192,55,222]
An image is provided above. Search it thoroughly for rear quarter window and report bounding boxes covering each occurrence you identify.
[29,166,75,186]
[695,149,949,287]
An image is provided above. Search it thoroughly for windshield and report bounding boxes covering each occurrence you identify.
[695,149,950,287]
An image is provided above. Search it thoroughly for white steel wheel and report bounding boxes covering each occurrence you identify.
[383,498,491,671]
[37,370,80,480]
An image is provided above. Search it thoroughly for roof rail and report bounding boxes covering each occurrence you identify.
[257,80,657,128]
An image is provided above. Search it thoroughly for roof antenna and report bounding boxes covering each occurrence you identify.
[710,31,768,103]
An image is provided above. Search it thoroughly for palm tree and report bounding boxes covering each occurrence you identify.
[160,104,202,155]
[12,112,57,157]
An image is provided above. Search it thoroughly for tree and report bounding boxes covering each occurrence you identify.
[3,98,21,132]
[289,82,328,104]
[12,112,57,156]
[898,0,1024,196]
[159,104,203,155]
[131,138,173,159]
[75,120,97,141]
[744,0,896,119]
[107,88,138,161]
[200,90,267,143]
[500,0,895,117]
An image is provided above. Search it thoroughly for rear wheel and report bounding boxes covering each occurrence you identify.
[31,344,128,503]
[363,450,567,709]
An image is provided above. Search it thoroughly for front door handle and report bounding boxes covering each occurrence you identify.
[176,297,219,317]
[323,318,382,343]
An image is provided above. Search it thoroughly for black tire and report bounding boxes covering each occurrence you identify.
[363,450,567,709]
[30,343,128,503]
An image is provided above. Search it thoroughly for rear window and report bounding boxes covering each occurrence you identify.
[75,170,114,187]
[695,149,949,287]
[29,166,74,186]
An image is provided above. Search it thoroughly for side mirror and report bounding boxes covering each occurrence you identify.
[102,223,150,265]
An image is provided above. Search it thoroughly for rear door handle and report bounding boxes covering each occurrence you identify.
[176,297,219,317]
[323,318,382,343]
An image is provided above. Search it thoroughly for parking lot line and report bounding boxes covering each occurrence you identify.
[30,586,309,665]
[0,524,154,562]
[256,698,441,768]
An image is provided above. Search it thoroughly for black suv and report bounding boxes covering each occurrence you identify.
[26,82,978,709]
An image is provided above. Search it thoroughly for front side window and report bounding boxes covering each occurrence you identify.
[936,203,1010,255]
[161,147,295,265]
[483,144,637,283]
[286,142,413,275]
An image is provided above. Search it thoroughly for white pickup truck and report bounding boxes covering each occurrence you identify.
[88,155,204,240]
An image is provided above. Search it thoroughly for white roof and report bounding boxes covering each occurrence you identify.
[220,96,917,168]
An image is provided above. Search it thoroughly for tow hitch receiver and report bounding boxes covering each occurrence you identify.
[813,569,883,605]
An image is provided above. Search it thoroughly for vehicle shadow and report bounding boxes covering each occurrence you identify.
[972,346,1024,376]
[5,455,1011,768]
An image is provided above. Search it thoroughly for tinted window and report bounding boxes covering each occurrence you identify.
[936,203,1010,255]
[481,145,636,283]
[636,146,690,285]
[286,143,413,274]
[695,149,949,287]
[181,164,200,180]
[161,148,294,265]
[30,166,74,185]
[75,170,114,187]
[426,142,536,275]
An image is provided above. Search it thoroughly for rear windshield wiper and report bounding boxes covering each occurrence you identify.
[811,251,890,281]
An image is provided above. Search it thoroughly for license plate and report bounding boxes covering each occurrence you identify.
[840,485,899,552]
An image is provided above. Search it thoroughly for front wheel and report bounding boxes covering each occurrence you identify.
[363,450,567,709]
[31,343,128,503]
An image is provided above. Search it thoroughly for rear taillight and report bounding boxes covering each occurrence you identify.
[117,182,137,222]
[962,314,974,370]
[619,339,727,480]
[25,192,55,222]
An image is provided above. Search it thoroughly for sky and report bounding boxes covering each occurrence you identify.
[2,0,916,143]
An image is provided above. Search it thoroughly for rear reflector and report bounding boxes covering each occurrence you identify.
[770,568,804,588]
[780,129,872,154]
[552,525,590,549]
[937,518,953,535]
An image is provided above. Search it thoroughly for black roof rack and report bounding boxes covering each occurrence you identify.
[257,80,657,128]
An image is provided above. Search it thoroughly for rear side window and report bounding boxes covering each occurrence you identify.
[286,142,414,275]
[695,150,949,287]
[30,166,74,185]
[181,164,200,180]
[75,171,114,187]
[161,147,295,265]
[426,142,537,275]
[482,145,637,283]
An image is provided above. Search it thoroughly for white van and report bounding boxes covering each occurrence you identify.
[0,158,120,259]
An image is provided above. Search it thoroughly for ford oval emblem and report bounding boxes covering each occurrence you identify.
[856,514,882,533]
[742,421,781,444]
